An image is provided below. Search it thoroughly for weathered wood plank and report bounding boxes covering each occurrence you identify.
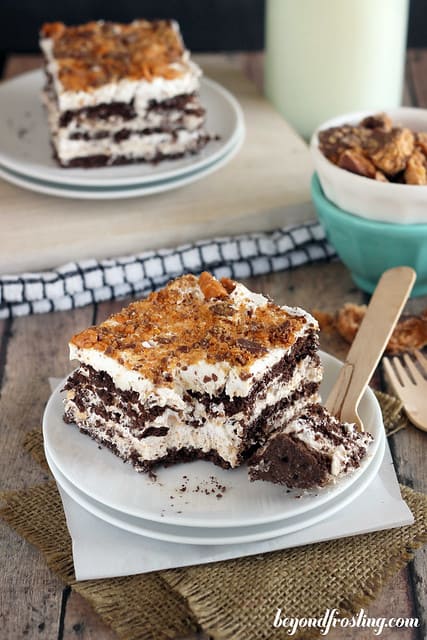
[403,58,413,107]
[2,53,43,80]
[0,318,11,392]
[390,51,427,640]
[407,49,427,107]
[245,261,363,309]
[95,298,134,324]
[62,592,118,640]
[0,307,92,640]
[326,568,419,640]
[61,301,130,640]
[388,423,427,640]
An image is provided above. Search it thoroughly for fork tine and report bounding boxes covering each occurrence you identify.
[403,353,424,384]
[414,349,427,374]
[383,357,405,397]
[391,356,413,386]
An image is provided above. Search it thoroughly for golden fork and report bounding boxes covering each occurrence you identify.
[383,350,427,433]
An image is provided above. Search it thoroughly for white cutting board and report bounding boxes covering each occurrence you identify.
[0,55,314,275]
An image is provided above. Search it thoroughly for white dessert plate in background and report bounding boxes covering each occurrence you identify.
[0,70,244,187]
[0,125,244,200]
[45,433,385,545]
[43,351,384,529]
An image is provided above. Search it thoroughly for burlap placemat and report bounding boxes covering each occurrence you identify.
[1,393,427,640]
[0,482,199,640]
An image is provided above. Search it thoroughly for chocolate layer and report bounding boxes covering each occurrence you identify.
[248,403,372,489]
[64,368,165,426]
[187,332,319,415]
[55,135,210,168]
[236,380,320,464]
[69,126,194,142]
[248,432,331,489]
[84,427,236,473]
[65,374,319,442]
[57,93,201,128]
[64,377,319,473]
[64,331,319,433]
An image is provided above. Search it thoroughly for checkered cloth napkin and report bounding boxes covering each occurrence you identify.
[0,222,334,318]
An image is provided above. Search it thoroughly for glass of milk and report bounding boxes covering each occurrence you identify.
[265,0,410,140]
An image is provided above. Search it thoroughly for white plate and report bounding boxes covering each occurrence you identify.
[46,434,385,545]
[0,70,244,187]
[0,127,244,200]
[43,351,384,528]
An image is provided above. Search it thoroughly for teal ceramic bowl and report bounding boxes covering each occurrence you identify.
[311,173,427,296]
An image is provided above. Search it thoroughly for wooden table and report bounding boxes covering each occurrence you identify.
[1,53,426,640]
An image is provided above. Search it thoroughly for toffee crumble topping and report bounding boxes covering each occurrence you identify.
[41,20,186,91]
[70,273,308,384]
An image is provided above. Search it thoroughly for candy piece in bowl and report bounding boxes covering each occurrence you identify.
[310,107,427,224]
[311,173,427,296]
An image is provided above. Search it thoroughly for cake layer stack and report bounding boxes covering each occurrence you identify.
[40,20,209,167]
[63,273,322,471]
[248,403,373,488]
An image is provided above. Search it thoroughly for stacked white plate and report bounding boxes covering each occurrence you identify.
[43,351,385,545]
[0,70,245,199]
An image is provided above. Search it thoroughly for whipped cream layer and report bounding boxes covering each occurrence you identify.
[65,392,320,468]
[52,128,206,164]
[69,281,319,404]
[43,92,204,136]
[66,354,322,433]
[40,33,202,112]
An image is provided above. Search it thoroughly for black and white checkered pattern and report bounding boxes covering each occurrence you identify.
[0,222,335,318]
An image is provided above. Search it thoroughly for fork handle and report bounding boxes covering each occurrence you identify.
[325,266,416,429]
